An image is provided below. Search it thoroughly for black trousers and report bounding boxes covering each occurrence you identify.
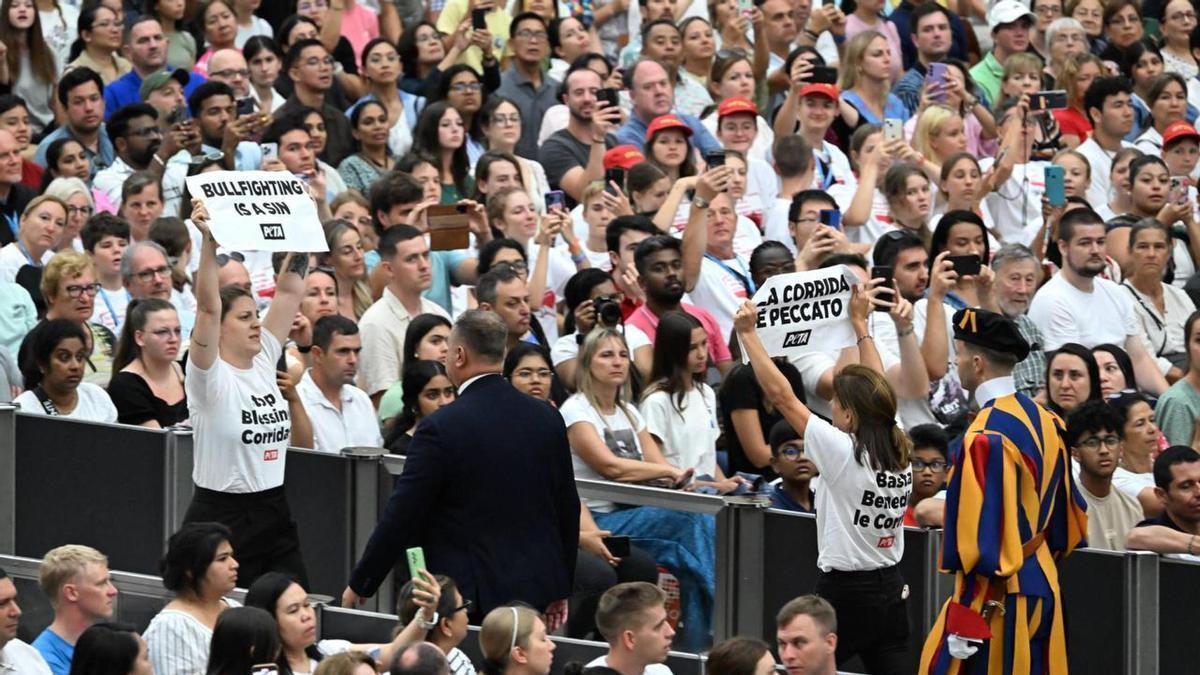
[568,546,660,639]
[184,486,309,590]
[815,565,910,675]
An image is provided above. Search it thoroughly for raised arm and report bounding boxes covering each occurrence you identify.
[188,200,221,371]
[733,301,813,435]
[681,166,731,292]
[263,251,308,345]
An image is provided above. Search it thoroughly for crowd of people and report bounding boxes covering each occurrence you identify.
[2,0,1200,672]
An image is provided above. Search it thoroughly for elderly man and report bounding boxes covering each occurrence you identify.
[0,130,33,247]
[206,48,252,99]
[990,244,1047,399]
[105,16,205,116]
[122,241,195,339]
[613,58,721,155]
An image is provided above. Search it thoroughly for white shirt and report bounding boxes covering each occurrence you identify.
[700,114,777,164]
[1028,274,1140,351]
[234,16,274,48]
[186,331,291,493]
[1122,281,1197,374]
[358,288,452,396]
[0,243,53,283]
[1134,126,1163,155]
[829,183,891,245]
[805,415,910,572]
[640,384,719,476]
[91,285,131,332]
[688,253,752,340]
[586,655,672,675]
[979,158,1048,247]
[551,326,651,366]
[814,140,856,191]
[297,370,383,454]
[1076,137,1134,209]
[973,375,1017,405]
[763,197,795,253]
[528,241,577,344]
[1111,466,1155,503]
[562,392,647,513]
[0,637,53,674]
[732,213,764,260]
[14,382,118,423]
[144,599,241,675]
[789,350,837,419]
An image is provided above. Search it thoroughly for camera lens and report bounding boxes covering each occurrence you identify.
[597,299,623,326]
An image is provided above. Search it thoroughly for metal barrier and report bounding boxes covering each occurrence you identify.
[0,407,1187,673]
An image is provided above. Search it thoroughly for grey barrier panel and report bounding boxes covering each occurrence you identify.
[14,413,169,575]
[758,510,937,672]
[318,605,705,675]
[284,447,356,598]
[1158,557,1200,672]
[714,500,767,642]
[1124,550,1158,675]
[0,405,15,554]
[164,426,195,535]
[1059,548,1128,672]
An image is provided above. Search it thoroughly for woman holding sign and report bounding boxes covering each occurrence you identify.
[733,289,913,674]
[182,196,312,589]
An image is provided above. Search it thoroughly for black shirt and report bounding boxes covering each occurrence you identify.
[0,183,35,247]
[107,370,189,427]
[717,362,805,478]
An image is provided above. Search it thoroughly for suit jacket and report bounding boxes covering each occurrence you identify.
[349,373,580,616]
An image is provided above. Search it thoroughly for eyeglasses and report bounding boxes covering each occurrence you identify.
[911,458,948,471]
[209,68,250,80]
[496,260,528,274]
[188,151,224,166]
[715,47,749,61]
[1053,33,1086,44]
[515,367,553,379]
[67,205,94,217]
[1034,5,1062,16]
[304,56,336,68]
[450,82,483,93]
[128,126,163,138]
[134,266,171,282]
[1075,435,1122,450]
[216,251,245,267]
[1168,11,1198,22]
[514,29,548,41]
[149,327,183,338]
[490,114,520,126]
[451,598,472,614]
[65,282,101,298]
[779,446,805,461]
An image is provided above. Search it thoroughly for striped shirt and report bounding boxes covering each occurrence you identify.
[143,599,241,675]
[447,646,477,675]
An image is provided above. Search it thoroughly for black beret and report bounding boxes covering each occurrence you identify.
[952,308,1030,361]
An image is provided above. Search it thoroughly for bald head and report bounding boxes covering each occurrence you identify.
[207,49,250,98]
[390,642,449,675]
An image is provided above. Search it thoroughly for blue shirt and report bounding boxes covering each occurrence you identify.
[615,112,722,156]
[888,0,970,71]
[426,249,468,312]
[32,628,73,675]
[34,127,114,180]
[769,484,815,513]
[841,90,911,125]
[103,68,207,120]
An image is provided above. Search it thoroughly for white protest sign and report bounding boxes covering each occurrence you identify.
[185,171,328,252]
[742,265,858,361]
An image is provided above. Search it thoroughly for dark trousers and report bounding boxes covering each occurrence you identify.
[815,565,910,675]
[568,546,660,639]
[184,486,309,590]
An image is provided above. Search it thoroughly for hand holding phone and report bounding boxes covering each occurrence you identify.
[545,190,566,212]
[406,547,427,580]
[601,536,631,558]
[948,254,982,277]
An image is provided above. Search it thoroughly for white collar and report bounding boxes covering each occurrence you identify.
[974,375,1017,406]
[457,372,500,395]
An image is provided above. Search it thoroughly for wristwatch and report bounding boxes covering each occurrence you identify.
[692,196,711,209]
[416,610,439,630]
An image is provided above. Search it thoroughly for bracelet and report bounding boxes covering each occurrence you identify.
[857,334,873,345]
[571,251,587,264]
[802,29,820,41]
[1189,535,1196,556]
[896,327,915,338]
[297,344,312,354]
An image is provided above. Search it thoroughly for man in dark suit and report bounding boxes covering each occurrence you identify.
[341,310,580,627]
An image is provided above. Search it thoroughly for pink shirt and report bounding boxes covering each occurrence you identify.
[341,2,381,62]
[627,302,733,365]
[844,14,903,82]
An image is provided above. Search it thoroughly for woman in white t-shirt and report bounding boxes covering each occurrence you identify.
[640,311,740,491]
[182,199,312,587]
[144,522,243,675]
[560,327,714,652]
[733,297,913,673]
[15,318,118,423]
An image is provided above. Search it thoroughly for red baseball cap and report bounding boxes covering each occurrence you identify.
[799,82,839,101]
[645,114,693,142]
[1163,121,1200,148]
[717,96,758,120]
[604,145,645,170]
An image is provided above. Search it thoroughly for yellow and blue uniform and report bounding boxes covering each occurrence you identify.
[920,387,1089,674]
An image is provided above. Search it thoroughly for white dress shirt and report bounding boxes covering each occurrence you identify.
[297,370,384,453]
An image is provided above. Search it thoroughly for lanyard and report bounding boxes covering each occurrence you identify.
[98,287,126,329]
[705,252,755,295]
[814,152,833,190]
[15,238,37,266]
[3,211,17,238]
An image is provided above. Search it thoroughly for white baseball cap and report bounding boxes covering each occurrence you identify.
[988,0,1036,30]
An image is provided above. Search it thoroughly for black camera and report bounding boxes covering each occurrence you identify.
[594,294,623,327]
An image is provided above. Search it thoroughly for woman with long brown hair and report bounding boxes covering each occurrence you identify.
[0,0,58,133]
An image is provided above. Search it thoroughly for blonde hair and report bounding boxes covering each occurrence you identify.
[22,194,68,227]
[314,652,377,675]
[486,186,529,229]
[330,189,369,214]
[911,104,957,164]
[576,328,636,428]
[479,606,540,674]
[839,30,890,91]
[1057,52,1104,109]
[39,545,107,606]
[1003,52,1043,83]
[580,181,607,206]
[40,249,94,304]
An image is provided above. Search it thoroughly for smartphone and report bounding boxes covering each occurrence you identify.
[252,665,280,675]
[602,536,631,558]
[948,254,982,277]
[870,266,893,312]
[405,546,427,580]
[166,104,190,125]
[1029,90,1068,111]
[236,97,258,117]
[597,87,619,108]
[1170,176,1189,204]
[471,7,487,29]
[260,142,278,160]
[809,65,838,85]
[545,190,566,212]
[818,209,841,230]
[926,62,948,103]
[1044,165,1066,208]
[705,150,726,168]
[604,167,626,194]
[427,204,471,250]
[884,118,904,141]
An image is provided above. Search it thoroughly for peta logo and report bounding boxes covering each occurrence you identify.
[782,330,812,348]
[877,535,895,549]
[260,223,284,240]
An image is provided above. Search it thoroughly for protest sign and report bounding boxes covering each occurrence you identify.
[185,171,328,252]
[742,265,858,361]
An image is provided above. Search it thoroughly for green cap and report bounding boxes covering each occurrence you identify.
[139,68,190,102]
